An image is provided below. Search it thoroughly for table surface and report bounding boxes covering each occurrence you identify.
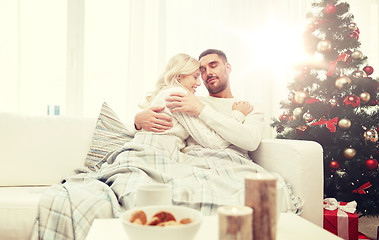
[86,212,342,240]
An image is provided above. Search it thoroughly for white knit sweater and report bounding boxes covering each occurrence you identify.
[184,95,264,157]
[139,86,231,150]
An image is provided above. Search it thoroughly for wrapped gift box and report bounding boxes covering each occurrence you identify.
[323,200,358,240]
[357,232,370,240]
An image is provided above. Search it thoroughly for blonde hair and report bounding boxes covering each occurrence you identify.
[139,53,200,109]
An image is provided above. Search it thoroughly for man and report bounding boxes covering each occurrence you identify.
[134,49,264,157]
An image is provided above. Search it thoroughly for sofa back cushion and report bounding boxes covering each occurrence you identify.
[0,112,96,186]
[84,102,134,171]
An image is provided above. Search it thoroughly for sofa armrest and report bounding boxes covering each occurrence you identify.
[249,138,324,227]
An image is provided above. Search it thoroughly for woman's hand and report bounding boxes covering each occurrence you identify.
[232,101,254,116]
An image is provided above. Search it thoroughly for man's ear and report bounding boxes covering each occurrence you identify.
[225,62,232,74]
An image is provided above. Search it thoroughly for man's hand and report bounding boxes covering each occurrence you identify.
[165,92,205,117]
[232,101,254,116]
[134,106,173,132]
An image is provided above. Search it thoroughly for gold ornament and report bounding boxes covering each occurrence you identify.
[295,125,308,133]
[317,40,332,52]
[303,112,314,122]
[343,147,356,159]
[311,83,320,91]
[338,118,351,130]
[348,22,358,30]
[364,129,378,142]
[288,92,295,102]
[329,98,338,107]
[293,107,303,117]
[335,76,351,89]
[351,50,363,60]
[359,92,371,103]
[352,70,367,79]
[294,91,308,104]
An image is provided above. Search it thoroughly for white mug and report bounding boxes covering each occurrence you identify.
[131,183,172,207]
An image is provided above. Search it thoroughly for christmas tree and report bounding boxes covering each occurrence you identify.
[271,0,379,216]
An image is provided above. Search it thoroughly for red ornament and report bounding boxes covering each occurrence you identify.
[363,66,374,75]
[279,112,289,122]
[369,99,378,106]
[325,4,336,15]
[330,160,339,171]
[365,158,378,171]
[343,95,360,107]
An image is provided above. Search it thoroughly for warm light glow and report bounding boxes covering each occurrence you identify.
[248,22,308,73]
[231,207,238,213]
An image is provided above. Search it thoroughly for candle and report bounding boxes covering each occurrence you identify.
[218,205,253,240]
[245,173,277,240]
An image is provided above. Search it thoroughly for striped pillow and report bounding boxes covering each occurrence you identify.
[84,102,133,171]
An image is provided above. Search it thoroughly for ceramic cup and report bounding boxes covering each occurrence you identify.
[131,183,172,207]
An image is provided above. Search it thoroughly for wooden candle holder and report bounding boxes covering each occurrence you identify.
[245,173,277,240]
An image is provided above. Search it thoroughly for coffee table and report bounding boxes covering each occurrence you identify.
[85,212,342,240]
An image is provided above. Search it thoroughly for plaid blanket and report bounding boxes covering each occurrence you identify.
[32,133,292,240]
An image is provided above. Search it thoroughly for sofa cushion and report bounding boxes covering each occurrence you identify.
[84,102,134,171]
[0,112,96,186]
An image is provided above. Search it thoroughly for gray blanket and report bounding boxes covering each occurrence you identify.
[31,133,294,240]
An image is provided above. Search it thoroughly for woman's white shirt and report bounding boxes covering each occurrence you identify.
[140,86,231,150]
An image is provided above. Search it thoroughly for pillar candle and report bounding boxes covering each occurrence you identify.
[245,173,277,240]
[218,205,253,240]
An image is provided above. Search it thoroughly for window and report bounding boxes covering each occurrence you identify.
[0,0,67,115]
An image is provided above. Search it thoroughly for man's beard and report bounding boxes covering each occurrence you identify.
[205,78,227,94]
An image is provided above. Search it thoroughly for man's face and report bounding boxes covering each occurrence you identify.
[199,54,231,95]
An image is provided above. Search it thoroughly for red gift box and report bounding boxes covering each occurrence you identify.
[323,199,358,240]
[358,232,370,240]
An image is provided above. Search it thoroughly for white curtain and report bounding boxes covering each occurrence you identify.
[1,0,378,138]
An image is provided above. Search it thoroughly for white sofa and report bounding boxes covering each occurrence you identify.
[0,111,324,240]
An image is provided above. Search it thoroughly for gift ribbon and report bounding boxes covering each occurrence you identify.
[324,198,357,240]
[306,98,321,104]
[350,28,360,39]
[352,182,372,194]
[311,117,338,132]
[323,198,357,213]
[327,52,350,76]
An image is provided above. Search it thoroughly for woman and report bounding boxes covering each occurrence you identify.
[134,53,252,153]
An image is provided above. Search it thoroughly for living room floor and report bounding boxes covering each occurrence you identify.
[359,216,378,240]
